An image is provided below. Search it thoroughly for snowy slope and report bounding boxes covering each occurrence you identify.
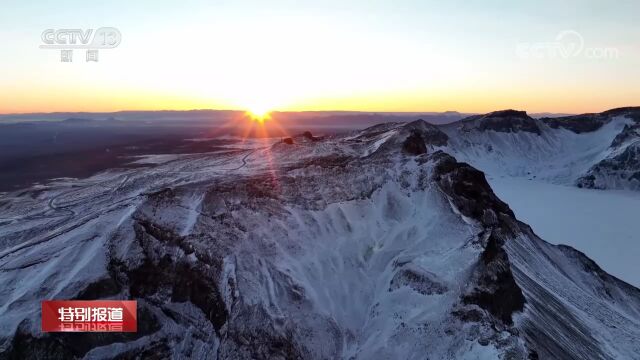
[440,109,640,190]
[489,177,640,288]
[577,122,640,190]
[0,122,639,359]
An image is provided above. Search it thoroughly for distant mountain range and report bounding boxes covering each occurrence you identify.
[0,108,593,128]
[0,110,473,127]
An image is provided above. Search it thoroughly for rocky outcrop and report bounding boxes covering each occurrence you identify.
[542,114,606,133]
[432,152,525,326]
[601,107,640,122]
[459,110,541,135]
[402,131,427,155]
[402,119,449,146]
[577,143,640,190]
[611,123,640,148]
[542,107,640,134]
[389,266,448,295]
[432,152,514,227]
[462,232,526,326]
[577,122,640,190]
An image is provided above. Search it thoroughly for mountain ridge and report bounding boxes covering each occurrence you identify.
[438,107,640,191]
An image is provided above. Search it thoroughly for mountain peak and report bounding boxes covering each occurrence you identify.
[459,109,540,135]
[482,109,529,119]
[403,118,438,129]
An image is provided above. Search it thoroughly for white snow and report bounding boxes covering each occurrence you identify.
[232,174,484,359]
[489,176,640,288]
[441,116,640,288]
[362,130,397,157]
[130,154,183,164]
[443,116,631,185]
[180,193,205,236]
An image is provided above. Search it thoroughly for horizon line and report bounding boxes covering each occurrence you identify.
[0,108,592,117]
[2,105,638,118]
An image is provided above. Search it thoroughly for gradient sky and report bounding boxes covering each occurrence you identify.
[1,0,639,114]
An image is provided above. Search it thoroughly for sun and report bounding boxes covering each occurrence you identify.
[246,107,272,123]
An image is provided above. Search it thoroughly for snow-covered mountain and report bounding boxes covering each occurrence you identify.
[576,121,640,190]
[440,107,640,190]
[1,112,640,359]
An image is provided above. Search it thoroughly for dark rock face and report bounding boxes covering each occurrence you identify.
[463,233,526,325]
[542,114,605,133]
[543,107,640,134]
[365,120,448,158]
[611,123,640,148]
[576,116,640,190]
[432,153,525,326]
[601,107,640,122]
[576,174,596,188]
[461,110,541,135]
[402,131,427,155]
[432,152,514,228]
[218,306,308,360]
[389,267,448,295]
[122,219,228,331]
[111,340,172,359]
[577,143,640,190]
[402,120,449,146]
[610,144,640,168]
[9,196,237,359]
[282,137,294,145]
[74,277,121,300]
[300,131,322,142]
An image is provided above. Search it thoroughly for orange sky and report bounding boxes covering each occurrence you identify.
[1,0,639,115]
[2,85,638,116]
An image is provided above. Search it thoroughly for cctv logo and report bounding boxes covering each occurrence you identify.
[40,27,121,49]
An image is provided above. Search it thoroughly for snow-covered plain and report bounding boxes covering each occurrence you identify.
[489,176,640,288]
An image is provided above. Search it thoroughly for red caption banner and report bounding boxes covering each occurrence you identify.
[42,300,137,332]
